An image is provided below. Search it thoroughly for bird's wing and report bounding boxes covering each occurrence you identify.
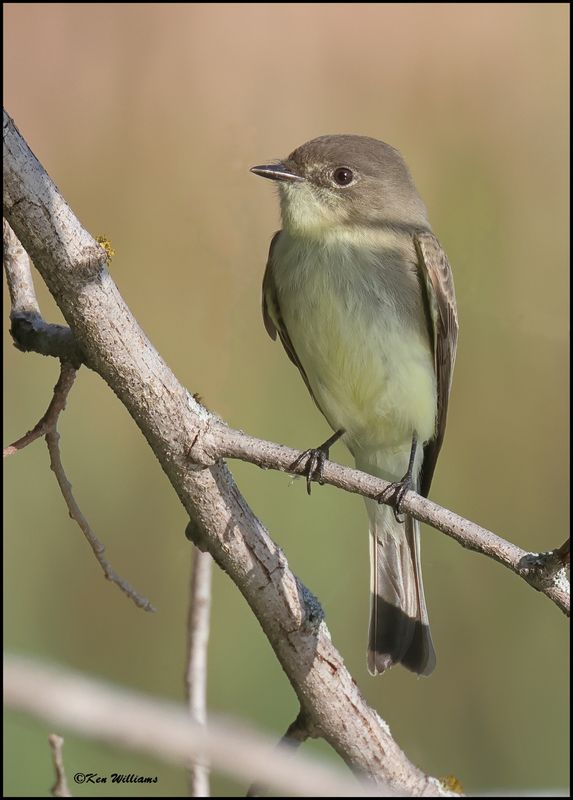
[414,231,459,498]
[262,231,321,407]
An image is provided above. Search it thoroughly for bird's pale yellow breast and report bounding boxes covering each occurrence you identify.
[271,229,437,454]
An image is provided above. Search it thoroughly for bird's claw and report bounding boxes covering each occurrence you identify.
[376,476,414,523]
[290,447,328,495]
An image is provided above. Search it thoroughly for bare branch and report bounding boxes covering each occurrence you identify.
[3,220,82,365]
[45,424,156,613]
[186,547,213,797]
[3,360,77,457]
[48,734,72,797]
[4,342,154,611]
[279,709,317,746]
[189,423,570,616]
[4,220,154,611]
[4,217,40,313]
[4,656,394,798]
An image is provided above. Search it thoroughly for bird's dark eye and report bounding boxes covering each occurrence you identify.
[332,167,354,186]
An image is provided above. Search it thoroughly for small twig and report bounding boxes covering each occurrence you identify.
[4,223,154,612]
[4,354,154,610]
[4,218,41,314]
[247,710,317,797]
[3,220,82,365]
[45,424,156,612]
[3,361,77,457]
[279,710,317,746]
[185,546,213,797]
[48,734,72,797]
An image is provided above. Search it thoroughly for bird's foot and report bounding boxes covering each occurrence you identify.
[376,434,418,523]
[376,474,415,523]
[290,430,344,495]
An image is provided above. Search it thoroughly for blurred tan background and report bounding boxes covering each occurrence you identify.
[3,3,569,796]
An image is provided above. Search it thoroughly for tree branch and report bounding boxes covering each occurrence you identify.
[48,734,72,798]
[45,415,156,613]
[3,318,155,612]
[3,360,77,458]
[188,423,570,616]
[186,547,213,797]
[4,219,83,365]
[4,656,388,798]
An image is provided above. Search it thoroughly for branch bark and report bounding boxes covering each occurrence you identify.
[4,219,83,365]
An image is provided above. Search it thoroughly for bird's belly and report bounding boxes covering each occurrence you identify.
[282,292,437,452]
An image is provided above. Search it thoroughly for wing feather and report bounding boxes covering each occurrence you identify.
[414,232,459,498]
[262,231,318,403]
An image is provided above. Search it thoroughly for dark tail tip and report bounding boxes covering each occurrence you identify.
[368,596,436,677]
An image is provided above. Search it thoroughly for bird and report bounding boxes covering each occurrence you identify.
[251,135,458,676]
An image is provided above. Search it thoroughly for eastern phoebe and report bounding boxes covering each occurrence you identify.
[251,135,458,676]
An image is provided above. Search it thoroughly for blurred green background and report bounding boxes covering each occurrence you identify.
[3,3,569,796]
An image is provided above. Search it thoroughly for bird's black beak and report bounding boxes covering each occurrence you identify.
[250,163,304,183]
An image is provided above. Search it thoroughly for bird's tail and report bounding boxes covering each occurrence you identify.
[356,453,436,676]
